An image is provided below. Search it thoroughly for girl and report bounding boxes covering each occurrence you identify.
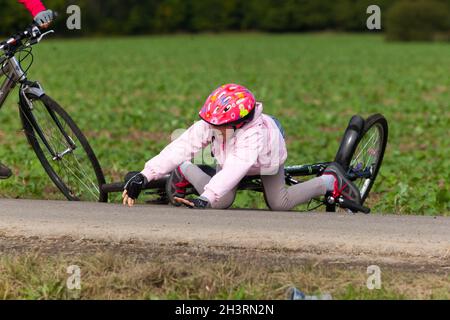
[0,1,53,179]
[122,84,361,210]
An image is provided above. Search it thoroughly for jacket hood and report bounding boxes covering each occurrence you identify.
[244,102,263,128]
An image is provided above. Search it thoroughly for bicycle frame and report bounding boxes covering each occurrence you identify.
[0,56,24,106]
[0,52,77,160]
[100,162,332,195]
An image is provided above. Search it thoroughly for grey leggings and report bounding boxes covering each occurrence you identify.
[181,163,327,211]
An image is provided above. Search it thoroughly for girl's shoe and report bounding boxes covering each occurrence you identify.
[0,163,12,179]
[322,163,361,204]
[166,166,192,206]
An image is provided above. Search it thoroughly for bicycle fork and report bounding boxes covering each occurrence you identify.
[19,83,77,160]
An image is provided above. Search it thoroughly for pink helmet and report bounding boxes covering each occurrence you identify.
[199,84,256,127]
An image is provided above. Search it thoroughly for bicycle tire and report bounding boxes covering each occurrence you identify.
[350,114,388,203]
[334,115,365,170]
[327,115,365,212]
[19,93,108,202]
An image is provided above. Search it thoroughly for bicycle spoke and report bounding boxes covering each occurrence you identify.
[352,130,377,164]
[350,124,382,197]
[58,159,98,199]
[23,98,100,201]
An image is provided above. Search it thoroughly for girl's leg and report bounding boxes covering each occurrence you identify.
[261,165,327,211]
[180,162,237,209]
[179,162,212,193]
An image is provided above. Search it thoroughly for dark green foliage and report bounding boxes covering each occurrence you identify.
[386,0,450,41]
[0,0,401,36]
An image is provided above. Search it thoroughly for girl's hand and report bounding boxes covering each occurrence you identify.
[122,190,136,207]
[122,173,147,207]
[174,197,210,209]
[174,197,195,208]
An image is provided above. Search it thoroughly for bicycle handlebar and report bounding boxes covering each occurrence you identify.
[0,22,53,53]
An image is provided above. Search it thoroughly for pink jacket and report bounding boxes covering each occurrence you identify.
[18,0,46,17]
[141,103,288,206]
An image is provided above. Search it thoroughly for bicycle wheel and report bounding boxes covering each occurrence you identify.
[349,114,388,203]
[19,93,107,202]
[327,115,365,212]
[334,115,365,170]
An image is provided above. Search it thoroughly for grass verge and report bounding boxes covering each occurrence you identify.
[0,236,448,300]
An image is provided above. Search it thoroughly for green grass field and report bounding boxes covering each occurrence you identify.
[0,33,449,214]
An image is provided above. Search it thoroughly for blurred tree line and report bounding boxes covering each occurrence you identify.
[1,0,449,40]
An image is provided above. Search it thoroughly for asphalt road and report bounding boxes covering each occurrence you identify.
[0,199,449,265]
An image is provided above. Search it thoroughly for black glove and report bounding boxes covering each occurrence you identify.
[124,173,147,200]
[186,197,211,209]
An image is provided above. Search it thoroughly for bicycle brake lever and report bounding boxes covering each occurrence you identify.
[36,30,54,43]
